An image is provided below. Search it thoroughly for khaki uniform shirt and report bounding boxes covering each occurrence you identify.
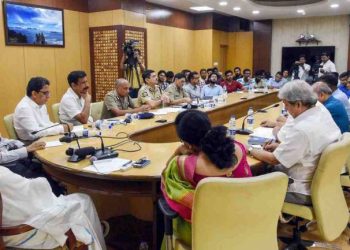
[165,83,189,102]
[137,84,162,106]
[101,90,135,119]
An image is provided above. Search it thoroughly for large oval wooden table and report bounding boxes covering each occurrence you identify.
[36,91,281,249]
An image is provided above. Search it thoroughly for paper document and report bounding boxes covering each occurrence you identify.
[72,125,84,133]
[45,141,63,148]
[92,158,133,174]
[250,127,275,140]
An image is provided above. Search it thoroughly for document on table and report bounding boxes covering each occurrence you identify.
[72,125,84,133]
[45,141,63,148]
[151,107,184,115]
[83,158,133,174]
[250,127,275,140]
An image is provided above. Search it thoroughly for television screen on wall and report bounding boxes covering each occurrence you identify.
[2,1,64,47]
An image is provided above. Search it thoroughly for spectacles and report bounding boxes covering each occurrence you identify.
[38,91,50,97]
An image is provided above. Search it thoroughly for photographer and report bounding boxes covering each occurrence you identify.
[292,55,310,81]
[318,52,336,78]
[120,40,145,98]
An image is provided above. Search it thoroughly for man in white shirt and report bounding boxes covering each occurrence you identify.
[0,166,106,249]
[249,80,341,205]
[59,71,93,125]
[318,52,336,78]
[183,71,201,99]
[292,55,311,81]
[14,77,71,143]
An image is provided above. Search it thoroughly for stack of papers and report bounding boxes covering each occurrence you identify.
[83,158,133,174]
[250,127,275,140]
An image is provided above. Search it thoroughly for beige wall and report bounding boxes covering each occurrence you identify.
[271,15,350,74]
[0,4,90,136]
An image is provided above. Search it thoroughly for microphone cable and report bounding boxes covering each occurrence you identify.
[107,139,142,152]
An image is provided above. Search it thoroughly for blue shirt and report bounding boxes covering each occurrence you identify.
[332,89,350,122]
[200,84,223,99]
[338,85,350,98]
[324,95,349,133]
[268,78,287,89]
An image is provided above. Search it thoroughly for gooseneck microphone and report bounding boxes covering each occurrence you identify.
[31,123,62,135]
[235,103,280,135]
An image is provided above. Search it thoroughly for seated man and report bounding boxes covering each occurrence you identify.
[237,69,255,88]
[249,80,341,206]
[312,82,349,133]
[14,77,71,143]
[201,73,223,99]
[101,78,150,119]
[0,135,63,196]
[268,71,287,89]
[137,69,170,108]
[221,70,245,93]
[183,71,201,99]
[59,71,93,125]
[0,166,106,249]
[338,71,350,98]
[165,73,191,105]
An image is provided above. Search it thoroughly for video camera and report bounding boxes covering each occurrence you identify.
[123,39,139,66]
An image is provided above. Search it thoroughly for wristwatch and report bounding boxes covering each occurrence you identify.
[248,146,254,155]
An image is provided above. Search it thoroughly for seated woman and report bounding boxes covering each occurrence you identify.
[161,110,252,246]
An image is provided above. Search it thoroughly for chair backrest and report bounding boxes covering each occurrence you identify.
[311,132,350,241]
[91,102,103,121]
[51,103,60,123]
[3,114,17,140]
[192,172,288,250]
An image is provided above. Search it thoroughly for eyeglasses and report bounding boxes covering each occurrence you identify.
[38,91,50,97]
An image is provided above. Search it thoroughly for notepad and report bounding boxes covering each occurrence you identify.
[250,127,275,140]
[45,141,63,148]
[92,158,133,174]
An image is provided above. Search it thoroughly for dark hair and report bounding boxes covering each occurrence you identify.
[208,72,219,80]
[200,68,206,74]
[26,77,50,97]
[181,69,190,75]
[67,71,87,87]
[234,67,241,71]
[207,68,213,72]
[318,73,338,89]
[188,71,199,82]
[321,52,329,57]
[339,71,349,79]
[225,70,233,76]
[142,69,155,83]
[166,71,174,78]
[174,73,185,80]
[276,71,282,76]
[243,68,250,74]
[158,70,166,76]
[299,54,306,59]
[175,110,236,169]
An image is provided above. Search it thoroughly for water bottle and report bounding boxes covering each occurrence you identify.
[222,85,228,102]
[246,107,254,131]
[263,80,269,93]
[100,120,109,130]
[281,103,288,117]
[248,82,254,93]
[132,113,139,120]
[227,115,236,139]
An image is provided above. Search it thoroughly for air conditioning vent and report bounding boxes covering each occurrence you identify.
[249,0,324,6]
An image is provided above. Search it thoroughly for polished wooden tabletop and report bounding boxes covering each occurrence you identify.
[35,91,281,181]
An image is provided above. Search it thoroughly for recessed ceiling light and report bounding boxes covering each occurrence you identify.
[297,9,306,15]
[330,4,339,8]
[233,7,241,11]
[190,6,214,11]
[219,1,228,6]
[252,10,260,14]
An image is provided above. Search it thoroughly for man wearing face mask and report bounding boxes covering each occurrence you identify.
[200,73,223,99]
[59,71,93,125]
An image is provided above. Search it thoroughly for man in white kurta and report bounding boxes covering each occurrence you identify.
[14,77,71,143]
[0,166,106,249]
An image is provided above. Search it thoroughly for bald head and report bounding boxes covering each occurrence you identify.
[115,78,130,97]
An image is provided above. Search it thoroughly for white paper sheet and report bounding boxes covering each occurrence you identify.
[92,158,133,174]
[45,141,63,148]
[250,127,275,140]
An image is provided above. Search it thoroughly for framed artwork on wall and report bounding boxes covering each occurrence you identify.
[2,1,65,47]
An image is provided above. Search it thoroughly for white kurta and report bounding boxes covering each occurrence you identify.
[0,167,106,250]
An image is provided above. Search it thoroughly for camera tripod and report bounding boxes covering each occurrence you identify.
[124,62,141,97]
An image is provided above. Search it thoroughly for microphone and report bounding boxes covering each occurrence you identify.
[235,103,280,135]
[66,146,95,163]
[90,135,118,162]
[31,123,62,135]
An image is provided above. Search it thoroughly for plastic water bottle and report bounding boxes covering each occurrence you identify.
[281,103,288,117]
[263,80,269,93]
[227,115,236,139]
[222,85,228,103]
[246,107,254,131]
[248,82,254,93]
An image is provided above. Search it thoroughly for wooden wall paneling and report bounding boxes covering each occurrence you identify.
[88,0,121,13]
[348,24,350,70]
[253,20,272,73]
[10,0,88,12]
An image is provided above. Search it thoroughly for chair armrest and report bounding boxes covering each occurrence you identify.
[0,224,33,236]
[158,197,178,236]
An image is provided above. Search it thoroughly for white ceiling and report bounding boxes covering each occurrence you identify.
[147,0,350,20]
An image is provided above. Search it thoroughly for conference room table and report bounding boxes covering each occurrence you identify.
[35,90,281,249]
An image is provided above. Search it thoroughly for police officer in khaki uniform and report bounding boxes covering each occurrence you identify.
[138,70,170,108]
[165,73,192,105]
[101,78,150,119]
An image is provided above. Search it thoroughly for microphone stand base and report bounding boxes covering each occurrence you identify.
[235,129,253,135]
[68,154,85,162]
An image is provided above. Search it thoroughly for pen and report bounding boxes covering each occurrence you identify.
[122,160,132,167]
